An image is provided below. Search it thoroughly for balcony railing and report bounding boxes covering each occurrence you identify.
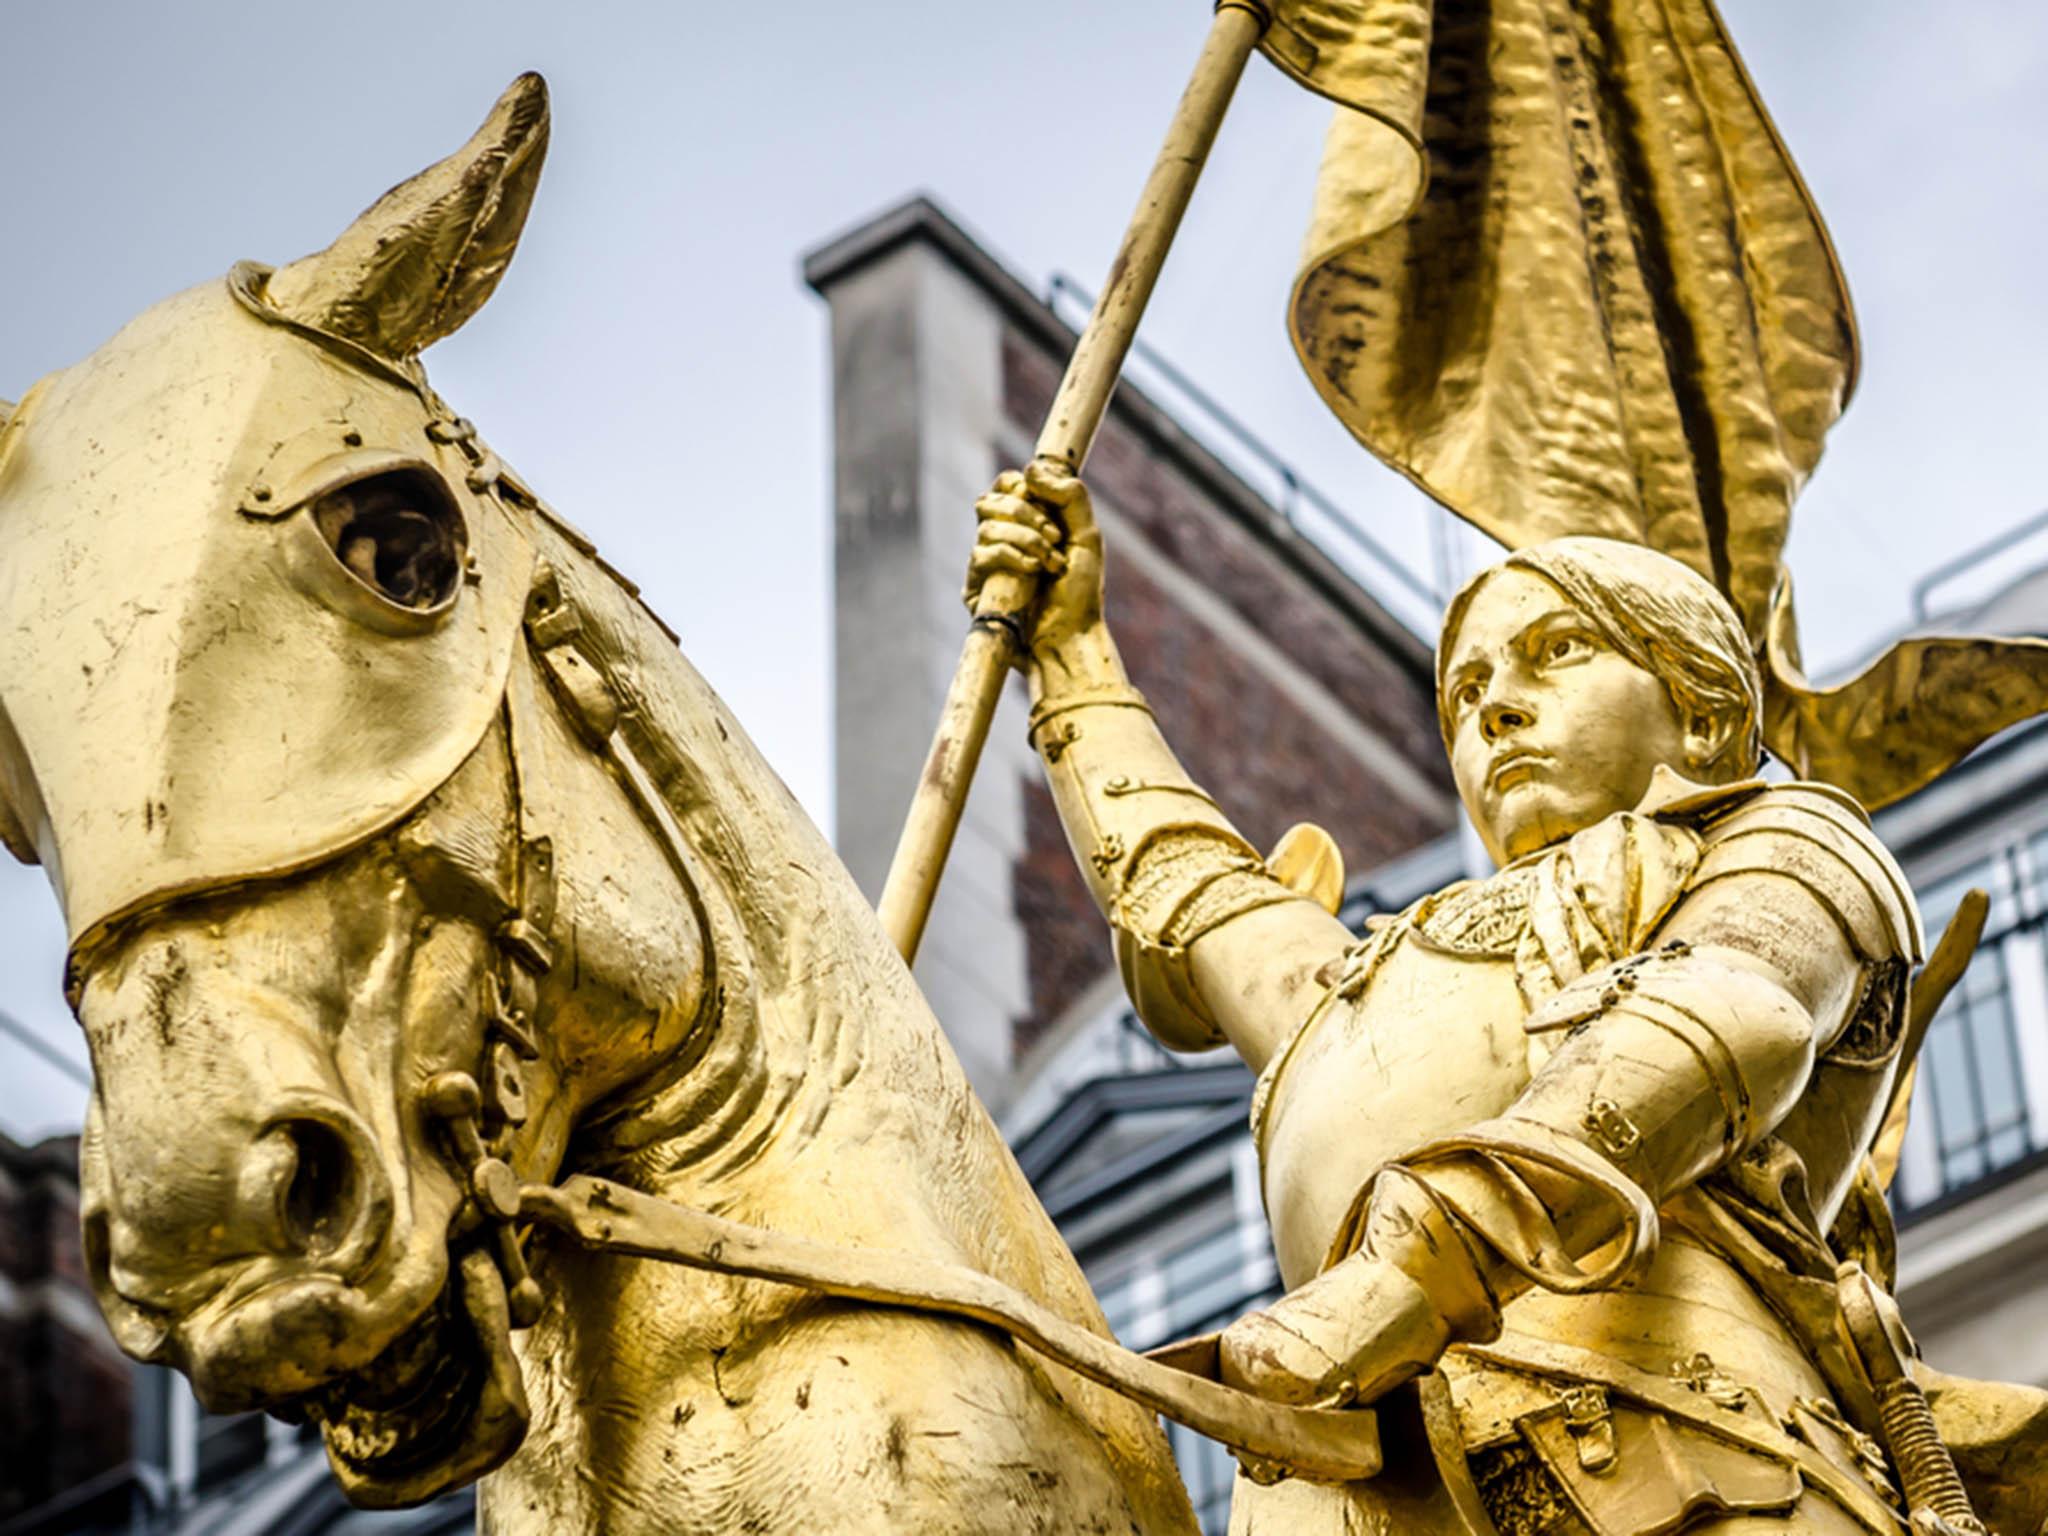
[1893,838,2048,1219]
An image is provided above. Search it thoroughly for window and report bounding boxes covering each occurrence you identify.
[1895,843,2048,1217]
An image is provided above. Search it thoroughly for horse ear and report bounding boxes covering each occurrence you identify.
[265,73,549,362]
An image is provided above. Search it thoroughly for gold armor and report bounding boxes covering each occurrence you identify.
[1244,773,1922,1534]
[1029,681,1315,1051]
[996,519,1931,1534]
[960,433,2048,1530]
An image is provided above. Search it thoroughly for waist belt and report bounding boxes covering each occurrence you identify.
[1461,1331,1903,1534]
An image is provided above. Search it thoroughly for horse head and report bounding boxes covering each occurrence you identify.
[0,74,572,1502]
[0,76,1195,1531]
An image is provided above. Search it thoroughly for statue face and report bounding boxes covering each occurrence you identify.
[1442,568,1692,864]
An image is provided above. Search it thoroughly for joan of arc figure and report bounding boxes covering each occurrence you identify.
[967,463,2045,1536]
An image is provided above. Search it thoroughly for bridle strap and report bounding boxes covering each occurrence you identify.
[519,1174,1382,1486]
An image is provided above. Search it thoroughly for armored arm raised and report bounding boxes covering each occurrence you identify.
[968,464,1352,1068]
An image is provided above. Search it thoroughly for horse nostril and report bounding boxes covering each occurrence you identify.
[270,1119,360,1257]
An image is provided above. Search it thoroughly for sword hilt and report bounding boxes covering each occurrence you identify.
[1837,1262,1985,1534]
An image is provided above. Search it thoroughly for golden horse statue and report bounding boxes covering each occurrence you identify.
[0,76,1201,1534]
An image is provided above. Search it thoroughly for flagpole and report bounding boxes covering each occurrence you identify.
[877,1,1271,962]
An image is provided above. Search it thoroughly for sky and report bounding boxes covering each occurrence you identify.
[0,2,2044,1140]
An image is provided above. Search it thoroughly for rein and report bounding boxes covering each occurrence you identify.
[517,1173,1380,1487]
[424,539,1383,1489]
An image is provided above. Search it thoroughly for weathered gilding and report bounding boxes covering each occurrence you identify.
[1288,0,1851,642]
[1259,1,1431,238]
[265,73,548,364]
[1767,579,2048,809]
[0,77,554,952]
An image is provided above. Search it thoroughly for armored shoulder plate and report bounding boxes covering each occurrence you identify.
[1689,783,1923,968]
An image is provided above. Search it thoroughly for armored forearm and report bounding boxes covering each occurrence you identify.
[1338,784,1920,1337]
[1207,944,1832,1408]
[1339,944,1821,1341]
[1027,677,1306,1051]
[1219,790,1926,1412]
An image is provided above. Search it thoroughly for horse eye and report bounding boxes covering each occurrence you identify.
[309,469,465,611]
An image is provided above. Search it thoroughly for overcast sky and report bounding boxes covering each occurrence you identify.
[1,2,2044,1140]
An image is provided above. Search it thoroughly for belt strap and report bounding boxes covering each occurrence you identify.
[1461,1332,1903,1533]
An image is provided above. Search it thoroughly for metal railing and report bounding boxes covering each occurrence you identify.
[1911,504,2048,622]
[1893,844,2048,1219]
[0,1007,90,1087]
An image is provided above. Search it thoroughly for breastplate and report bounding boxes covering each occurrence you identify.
[1257,929,1534,1288]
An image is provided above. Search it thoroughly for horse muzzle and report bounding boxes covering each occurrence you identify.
[82,1091,532,1505]
[81,1091,413,1396]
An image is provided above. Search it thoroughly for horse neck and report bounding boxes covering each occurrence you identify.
[527,523,1034,1266]
[484,520,1209,1536]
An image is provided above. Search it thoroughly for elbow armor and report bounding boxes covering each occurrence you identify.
[1030,685,1305,1050]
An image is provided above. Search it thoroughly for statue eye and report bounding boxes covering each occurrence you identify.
[309,469,466,611]
[1544,632,1591,664]
[1452,680,1484,713]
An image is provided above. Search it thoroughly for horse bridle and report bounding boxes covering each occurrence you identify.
[215,275,1386,1487]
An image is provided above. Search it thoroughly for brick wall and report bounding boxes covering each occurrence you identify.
[810,198,1457,1102]
[0,1134,130,1521]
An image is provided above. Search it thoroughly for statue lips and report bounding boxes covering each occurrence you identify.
[1486,748,1550,795]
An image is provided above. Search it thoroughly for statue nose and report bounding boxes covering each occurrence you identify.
[241,1113,379,1260]
[82,1098,394,1352]
[1482,699,1533,741]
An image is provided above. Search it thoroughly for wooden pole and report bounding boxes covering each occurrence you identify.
[877,2,1270,962]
